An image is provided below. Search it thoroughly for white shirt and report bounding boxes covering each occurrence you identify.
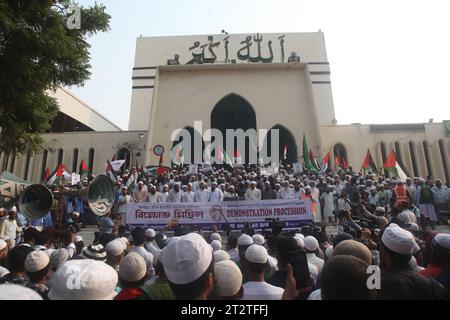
[129,246,155,277]
[144,240,161,258]
[0,266,9,278]
[147,192,159,203]
[118,194,133,214]
[194,189,210,202]
[337,198,351,211]
[280,188,294,199]
[398,209,418,224]
[208,189,223,202]
[0,218,21,247]
[308,289,322,300]
[306,253,324,273]
[181,191,195,203]
[158,192,169,203]
[245,188,261,200]
[168,190,182,203]
[242,281,284,300]
[432,186,448,204]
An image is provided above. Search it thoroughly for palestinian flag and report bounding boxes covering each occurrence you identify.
[79,160,89,176]
[172,145,184,166]
[361,149,378,173]
[334,155,340,169]
[319,152,331,175]
[302,134,318,174]
[218,145,233,167]
[234,149,243,165]
[43,167,50,182]
[342,159,349,173]
[283,144,288,160]
[309,150,320,171]
[106,159,118,183]
[383,150,407,181]
[47,164,71,186]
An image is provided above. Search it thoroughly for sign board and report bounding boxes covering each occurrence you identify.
[293,161,303,173]
[188,164,198,175]
[126,199,313,230]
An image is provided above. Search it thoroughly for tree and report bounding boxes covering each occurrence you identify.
[0,0,110,155]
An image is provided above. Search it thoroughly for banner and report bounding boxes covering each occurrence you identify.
[126,199,313,230]
[71,173,80,185]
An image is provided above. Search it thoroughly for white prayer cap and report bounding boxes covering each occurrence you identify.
[48,260,118,300]
[120,237,130,247]
[211,182,218,186]
[0,284,43,300]
[161,233,213,285]
[325,246,334,259]
[106,239,125,256]
[419,177,425,183]
[304,236,319,252]
[375,207,385,213]
[210,240,222,252]
[294,233,305,240]
[138,181,144,185]
[119,252,147,282]
[0,239,6,251]
[433,233,450,253]
[237,234,253,246]
[25,250,49,272]
[214,260,242,297]
[145,228,156,238]
[72,211,80,217]
[74,236,83,243]
[406,223,420,233]
[210,233,221,242]
[381,223,420,255]
[294,236,305,248]
[50,249,69,271]
[213,250,230,263]
[250,181,257,185]
[10,206,17,212]
[245,244,268,264]
[252,234,265,245]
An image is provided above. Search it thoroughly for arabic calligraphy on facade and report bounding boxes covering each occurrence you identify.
[180,34,287,65]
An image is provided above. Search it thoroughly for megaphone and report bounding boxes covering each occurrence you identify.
[0,171,54,219]
[62,174,115,217]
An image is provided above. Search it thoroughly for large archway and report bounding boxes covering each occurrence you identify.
[264,124,298,165]
[117,147,131,172]
[211,93,257,164]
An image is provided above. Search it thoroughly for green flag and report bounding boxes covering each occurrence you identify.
[303,134,318,174]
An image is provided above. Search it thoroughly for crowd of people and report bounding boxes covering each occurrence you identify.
[0,163,449,300]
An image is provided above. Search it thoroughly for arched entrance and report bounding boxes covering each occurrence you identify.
[264,124,298,165]
[333,143,348,167]
[211,93,257,164]
[117,147,131,172]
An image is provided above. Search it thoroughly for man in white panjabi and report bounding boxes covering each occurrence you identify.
[194,181,210,202]
[181,183,195,203]
[245,181,261,200]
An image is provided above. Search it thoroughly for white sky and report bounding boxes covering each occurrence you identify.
[71,0,450,130]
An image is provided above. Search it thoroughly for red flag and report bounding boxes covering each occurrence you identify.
[383,150,396,168]
[361,149,378,172]
[80,160,89,176]
[56,163,64,177]
[334,155,339,167]
[157,166,169,176]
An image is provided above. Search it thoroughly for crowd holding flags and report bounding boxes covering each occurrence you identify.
[383,150,408,181]
[361,149,378,174]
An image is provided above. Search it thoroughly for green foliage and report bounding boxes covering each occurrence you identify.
[0,0,110,154]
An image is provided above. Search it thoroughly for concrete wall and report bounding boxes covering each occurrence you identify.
[130,32,335,130]
[5,131,146,183]
[146,63,323,166]
[320,123,450,181]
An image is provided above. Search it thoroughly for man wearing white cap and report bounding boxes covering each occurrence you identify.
[242,244,284,300]
[194,181,210,202]
[129,227,155,277]
[133,181,148,203]
[208,182,223,202]
[144,228,161,258]
[0,239,9,278]
[48,260,118,300]
[213,250,230,263]
[147,184,159,203]
[117,186,132,224]
[422,233,450,292]
[24,250,50,299]
[105,239,126,271]
[168,183,182,203]
[181,183,195,203]
[360,206,388,229]
[214,260,243,300]
[304,236,324,272]
[210,240,222,252]
[115,253,150,300]
[245,181,261,200]
[0,206,22,249]
[161,233,215,300]
[379,224,448,299]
